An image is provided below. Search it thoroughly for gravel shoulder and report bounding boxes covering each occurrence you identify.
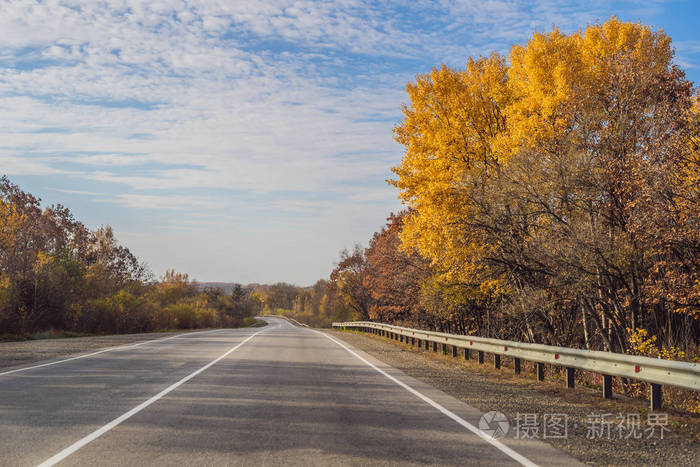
[327,329,700,467]
[0,330,209,370]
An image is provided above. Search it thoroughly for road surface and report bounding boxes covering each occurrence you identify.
[0,317,581,466]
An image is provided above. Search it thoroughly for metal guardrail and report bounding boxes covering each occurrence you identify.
[333,321,700,410]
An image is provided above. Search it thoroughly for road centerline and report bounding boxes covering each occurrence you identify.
[37,325,273,467]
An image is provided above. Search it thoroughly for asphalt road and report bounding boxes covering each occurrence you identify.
[0,317,582,466]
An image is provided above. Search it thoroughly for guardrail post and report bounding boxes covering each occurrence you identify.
[566,367,575,389]
[603,375,613,399]
[650,383,662,410]
[331,321,696,401]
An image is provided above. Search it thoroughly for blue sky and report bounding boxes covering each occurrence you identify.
[1,1,699,285]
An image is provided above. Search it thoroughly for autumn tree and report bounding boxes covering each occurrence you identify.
[330,245,373,320]
[391,18,700,351]
[363,211,429,324]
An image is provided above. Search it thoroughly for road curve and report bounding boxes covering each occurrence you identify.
[0,317,581,466]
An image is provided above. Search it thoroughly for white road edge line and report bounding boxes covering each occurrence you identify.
[312,329,538,467]
[38,324,273,467]
[0,328,230,377]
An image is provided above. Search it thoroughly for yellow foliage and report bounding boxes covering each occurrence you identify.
[33,251,52,272]
[0,200,28,251]
[627,328,686,360]
[391,54,510,288]
[504,28,582,152]
[391,16,684,298]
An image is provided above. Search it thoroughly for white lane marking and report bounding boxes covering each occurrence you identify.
[38,324,273,467]
[0,329,231,377]
[312,330,537,467]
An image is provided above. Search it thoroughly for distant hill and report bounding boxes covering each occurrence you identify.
[193,282,313,294]
[193,282,255,294]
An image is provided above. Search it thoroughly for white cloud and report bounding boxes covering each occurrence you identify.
[107,193,227,211]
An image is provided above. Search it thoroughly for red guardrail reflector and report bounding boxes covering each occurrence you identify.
[445,337,448,341]
[554,354,560,360]
[504,346,508,351]
[635,365,641,373]
[470,341,473,346]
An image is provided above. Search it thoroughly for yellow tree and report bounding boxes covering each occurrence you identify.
[0,200,29,273]
[0,200,27,324]
[392,17,699,348]
[391,54,510,285]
